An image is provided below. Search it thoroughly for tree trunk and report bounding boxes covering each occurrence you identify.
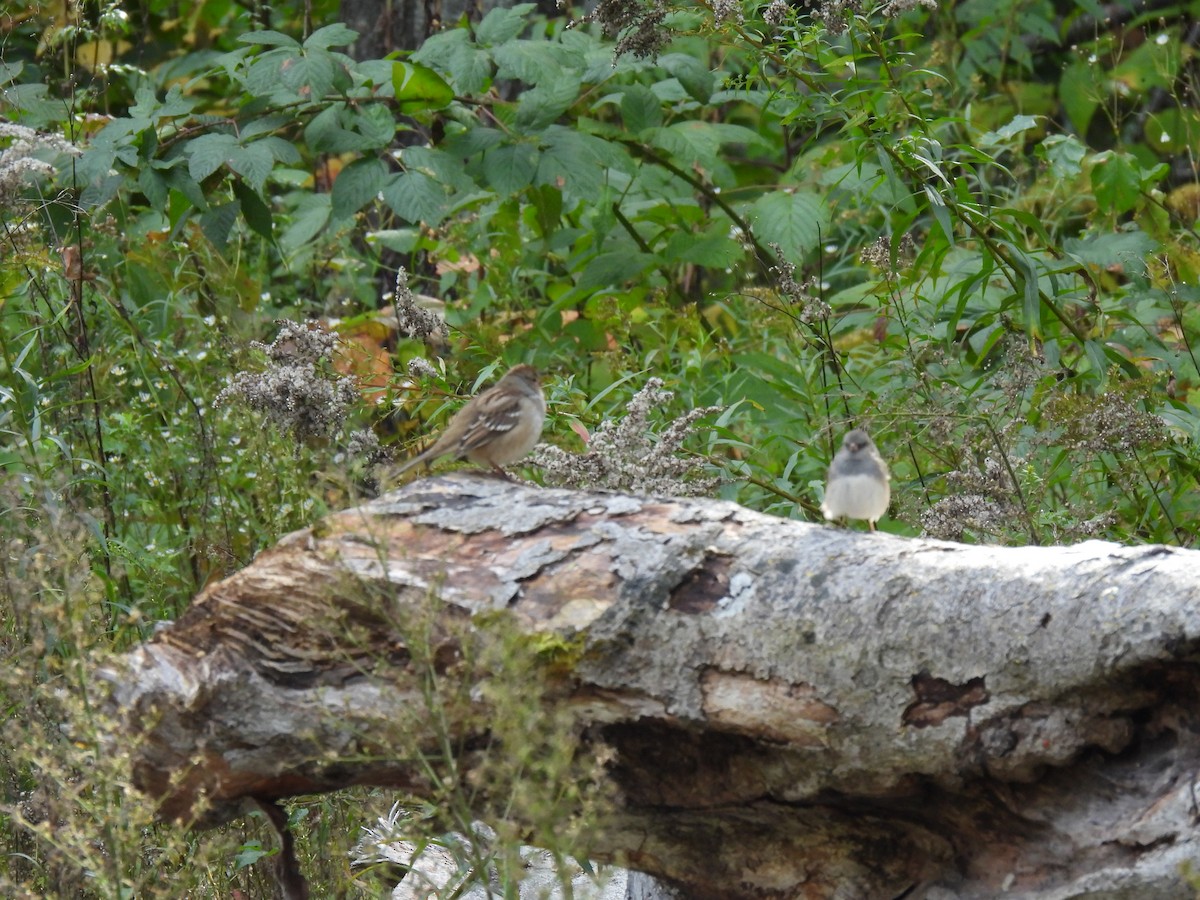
[100,473,1200,898]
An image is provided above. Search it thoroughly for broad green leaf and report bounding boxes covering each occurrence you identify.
[492,40,574,83]
[1039,134,1086,180]
[1063,230,1159,277]
[663,225,743,268]
[352,104,397,149]
[331,158,386,219]
[475,4,535,45]
[281,193,332,250]
[657,54,714,102]
[280,49,337,99]
[186,133,238,181]
[227,142,273,192]
[382,171,449,226]
[1059,60,1101,137]
[303,23,358,49]
[401,146,475,193]
[483,143,538,193]
[232,179,274,239]
[137,168,168,211]
[200,200,240,248]
[238,30,300,48]
[515,74,581,132]
[392,62,454,114]
[620,85,662,133]
[579,250,659,290]
[748,191,830,261]
[412,30,492,95]
[977,114,1040,150]
[1090,151,1141,217]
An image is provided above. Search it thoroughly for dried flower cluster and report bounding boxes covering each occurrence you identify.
[0,122,79,203]
[1046,390,1167,454]
[879,0,937,16]
[712,0,745,24]
[582,0,670,59]
[763,0,791,25]
[920,450,1025,541]
[535,379,721,496]
[808,0,862,35]
[859,233,917,275]
[216,320,358,442]
[770,246,830,323]
[391,267,448,343]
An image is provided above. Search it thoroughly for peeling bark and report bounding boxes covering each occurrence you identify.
[101,474,1200,898]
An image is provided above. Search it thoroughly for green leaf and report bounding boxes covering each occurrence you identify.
[382,171,449,226]
[1039,134,1086,180]
[663,225,743,268]
[1060,61,1101,137]
[186,133,238,181]
[475,4,535,45]
[579,250,659,290]
[1090,151,1141,217]
[280,49,337,99]
[657,53,714,102]
[138,168,169,211]
[413,30,493,95]
[281,193,331,250]
[1063,229,1159,277]
[620,85,662,133]
[227,142,274,192]
[515,74,581,132]
[331,157,386,219]
[748,191,830,261]
[233,179,274,239]
[484,143,538,193]
[239,30,300,48]
[392,62,454,114]
[303,23,358,49]
[200,200,240,248]
[492,40,574,83]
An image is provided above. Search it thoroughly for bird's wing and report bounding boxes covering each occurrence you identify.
[455,390,523,453]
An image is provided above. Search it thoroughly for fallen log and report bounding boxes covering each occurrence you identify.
[101,473,1200,898]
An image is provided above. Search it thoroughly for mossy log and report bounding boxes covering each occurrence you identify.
[102,473,1200,899]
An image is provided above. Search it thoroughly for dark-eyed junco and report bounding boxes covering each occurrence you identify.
[821,428,890,530]
[394,364,545,477]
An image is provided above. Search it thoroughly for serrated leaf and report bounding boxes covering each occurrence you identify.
[1063,229,1159,276]
[227,142,274,192]
[536,127,633,197]
[382,171,449,226]
[412,30,493,95]
[186,133,238,181]
[657,53,713,102]
[239,30,300,48]
[492,40,574,83]
[280,49,337,99]
[749,191,830,261]
[138,167,168,211]
[200,200,240,248]
[303,23,358,49]
[483,143,538,193]
[663,226,743,268]
[579,250,659,290]
[254,135,303,165]
[392,62,454,114]
[620,85,662,133]
[281,193,332,250]
[475,4,535,44]
[515,74,581,131]
[1090,151,1141,217]
[233,179,274,238]
[352,104,397,148]
[401,146,474,192]
[332,157,386,219]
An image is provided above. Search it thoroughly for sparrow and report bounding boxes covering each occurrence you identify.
[821,428,890,530]
[394,364,545,477]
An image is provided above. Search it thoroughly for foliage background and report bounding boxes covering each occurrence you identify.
[3,0,1200,892]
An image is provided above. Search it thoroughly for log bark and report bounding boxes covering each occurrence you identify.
[101,473,1200,899]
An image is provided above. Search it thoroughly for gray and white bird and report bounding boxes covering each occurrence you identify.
[394,364,545,477]
[821,428,890,530]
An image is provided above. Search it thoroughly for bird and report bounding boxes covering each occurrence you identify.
[821,428,891,530]
[393,364,546,477]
